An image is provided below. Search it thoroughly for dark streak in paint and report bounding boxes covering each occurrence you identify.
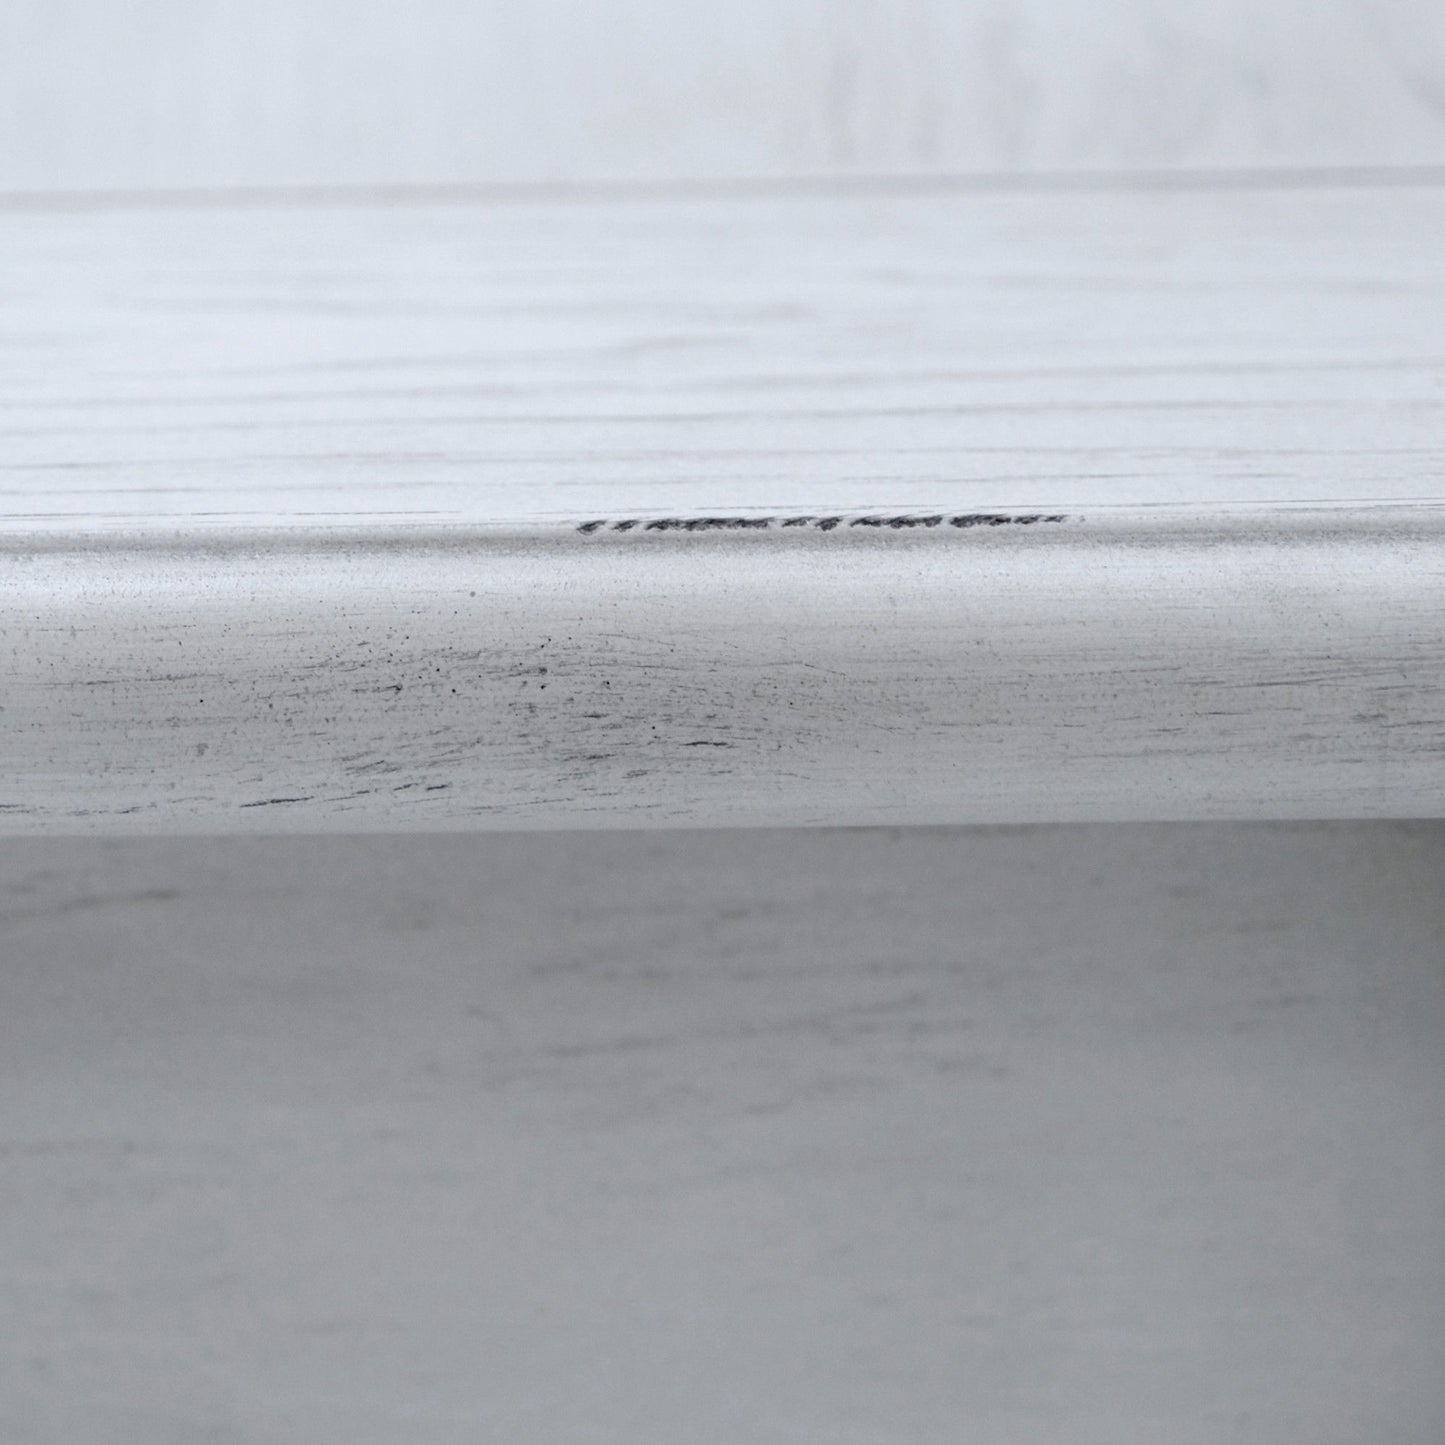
[577,512,1069,534]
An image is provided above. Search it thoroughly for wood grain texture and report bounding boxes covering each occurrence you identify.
[4,509,1443,832]
[4,825,1444,1441]
[2,184,1443,832]
[4,186,1445,532]
[3,0,1445,192]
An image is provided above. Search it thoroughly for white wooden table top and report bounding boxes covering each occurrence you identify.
[4,182,1444,537]
[3,181,1443,832]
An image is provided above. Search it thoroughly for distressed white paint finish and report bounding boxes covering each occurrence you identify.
[2,184,1443,832]
[5,509,1444,832]
[3,824,1444,1441]
[3,0,1445,192]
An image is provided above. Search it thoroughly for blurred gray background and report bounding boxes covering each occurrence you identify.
[3,824,1443,1442]
[3,0,1444,191]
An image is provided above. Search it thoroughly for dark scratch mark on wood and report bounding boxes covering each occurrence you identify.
[577,512,1070,534]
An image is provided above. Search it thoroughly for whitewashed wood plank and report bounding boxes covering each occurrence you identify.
[3,0,1445,193]
[2,186,1445,533]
